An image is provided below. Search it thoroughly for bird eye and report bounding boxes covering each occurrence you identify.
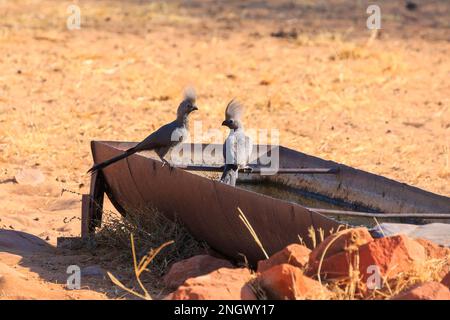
[229,119,234,123]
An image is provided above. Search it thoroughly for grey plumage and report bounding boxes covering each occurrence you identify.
[220,99,253,186]
[88,88,198,173]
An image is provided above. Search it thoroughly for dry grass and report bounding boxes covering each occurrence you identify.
[107,234,174,300]
[238,207,269,259]
[310,229,449,300]
[96,206,209,276]
[325,254,449,300]
[250,225,449,300]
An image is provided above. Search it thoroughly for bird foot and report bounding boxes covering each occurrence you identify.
[161,160,175,171]
[241,166,253,173]
[161,160,170,167]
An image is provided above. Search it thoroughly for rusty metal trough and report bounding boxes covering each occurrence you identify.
[84,141,450,264]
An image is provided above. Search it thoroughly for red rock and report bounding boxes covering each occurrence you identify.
[415,238,450,260]
[311,234,426,282]
[257,264,330,300]
[257,244,311,273]
[307,227,373,277]
[392,282,450,300]
[308,228,373,267]
[414,238,450,278]
[359,234,426,281]
[309,251,355,280]
[441,272,450,289]
[169,267,253,300]
[163,255,233,289]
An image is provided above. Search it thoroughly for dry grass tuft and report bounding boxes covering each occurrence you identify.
[107,235,174,300]
[96,207,209,276]
[316,229,449,300]
[366,256,449,300]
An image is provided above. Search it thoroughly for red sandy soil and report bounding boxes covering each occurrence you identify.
[0,0,449,299]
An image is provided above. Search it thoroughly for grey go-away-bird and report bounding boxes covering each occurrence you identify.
[87,88,198,174]
[220,99,253,186]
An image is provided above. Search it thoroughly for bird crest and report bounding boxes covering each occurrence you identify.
[225,99,244,120]
[183,86,196,103]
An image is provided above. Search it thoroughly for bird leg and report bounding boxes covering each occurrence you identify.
[156,147,174,169]
[159,157,176,173]
[240,166,253,173]
[160,157,172,168]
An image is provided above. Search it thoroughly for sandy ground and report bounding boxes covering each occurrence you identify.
[0,0,449,299]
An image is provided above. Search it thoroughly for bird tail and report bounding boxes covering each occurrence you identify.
[220,164,238,186]
[87,147,137,174]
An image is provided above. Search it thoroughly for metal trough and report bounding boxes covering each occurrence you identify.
[84,141,450,264]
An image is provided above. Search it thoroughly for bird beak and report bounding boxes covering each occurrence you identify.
[222,120,228,126]
[191,106,198,111]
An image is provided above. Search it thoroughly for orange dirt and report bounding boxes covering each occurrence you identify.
[0,0,449,299]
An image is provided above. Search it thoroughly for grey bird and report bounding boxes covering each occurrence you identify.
[87,88,198,173]
[220,99,253,186]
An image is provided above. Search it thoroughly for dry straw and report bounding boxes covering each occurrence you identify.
[96,206,208,275]
[107,234,174,300]
[237,207,269,259]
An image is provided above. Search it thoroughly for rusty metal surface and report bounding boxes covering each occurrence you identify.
[91,141,343,263]
[91,141,146,213]
[91,141,450,263]
[268,146,450,214]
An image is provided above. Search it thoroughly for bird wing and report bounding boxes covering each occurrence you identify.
[223,131,252,167]
[134,120,180,152]
[223,132,237,165]
[235,132,252,167]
